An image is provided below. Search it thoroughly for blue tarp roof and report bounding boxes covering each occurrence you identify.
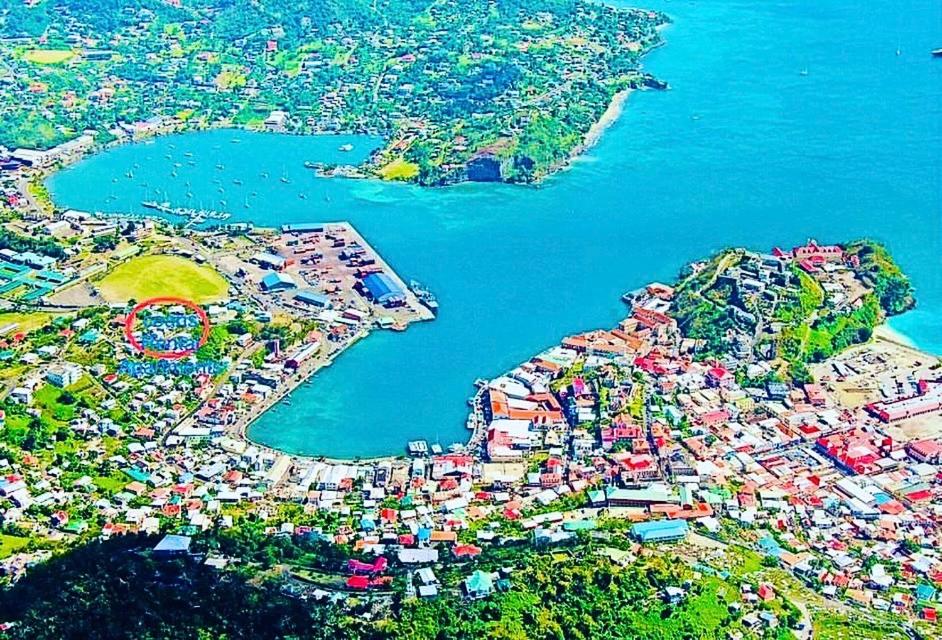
[916,584,936,601]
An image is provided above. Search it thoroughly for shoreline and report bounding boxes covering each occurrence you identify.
[873,323,915,348]
[232,222,434,464]
[581,89,632,157]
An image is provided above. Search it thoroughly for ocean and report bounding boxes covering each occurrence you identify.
[48,0,942,458]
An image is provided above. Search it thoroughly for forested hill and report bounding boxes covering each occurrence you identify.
[0,0,667,184]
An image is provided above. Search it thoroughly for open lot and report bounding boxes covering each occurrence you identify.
[97,254,229,303]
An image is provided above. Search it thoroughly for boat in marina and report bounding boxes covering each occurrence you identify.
[140,200,231,221]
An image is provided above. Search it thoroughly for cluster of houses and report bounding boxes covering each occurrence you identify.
[435,242,942,619]
[0,235,938,628]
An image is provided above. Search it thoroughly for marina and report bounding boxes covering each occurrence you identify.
[142,200,231,221]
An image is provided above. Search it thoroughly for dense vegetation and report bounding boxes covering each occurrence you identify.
[845,240,915,315]
[0,535,370,640]
[0,0,667,184]
[0,530,805,640]
[668,241,915,375]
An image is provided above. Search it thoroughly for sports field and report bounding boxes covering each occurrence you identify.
[24,49,74,64]
[0,311,53,335]
[97,255,229,303]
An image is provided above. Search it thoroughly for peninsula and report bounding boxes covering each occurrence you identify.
[0,0,668,186]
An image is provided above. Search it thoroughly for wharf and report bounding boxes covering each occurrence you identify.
[340,222,435,323]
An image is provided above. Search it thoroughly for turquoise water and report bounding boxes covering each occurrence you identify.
[48,0,941,458]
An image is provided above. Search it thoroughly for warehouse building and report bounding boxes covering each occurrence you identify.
[631,519,689,543]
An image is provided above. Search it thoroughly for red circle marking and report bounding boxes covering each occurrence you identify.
[123,296,211,360]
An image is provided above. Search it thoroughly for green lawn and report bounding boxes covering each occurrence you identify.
[0,534,30,559]
[97,255,229,304]
[0,311,53,335]
[23,49,74,64]
[378,157,420,181]
[93,474,126,493]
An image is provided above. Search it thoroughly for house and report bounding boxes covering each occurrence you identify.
[663,586,686,604]
[464,570,495,599]
[46,363,82,388]
[153,534,192,558]
[398,548,439,564]
[907,439,942,463]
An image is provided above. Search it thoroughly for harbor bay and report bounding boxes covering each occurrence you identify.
[47,0,942,458]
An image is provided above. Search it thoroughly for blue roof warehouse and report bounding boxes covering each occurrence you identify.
[631,519,689,543]
[360,273,406,307]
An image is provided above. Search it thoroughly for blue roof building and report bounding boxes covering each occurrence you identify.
[153,534,192,557]
[916,583,937,602]
[281,223,324,233]
[294,289,332,308]
[464,570,494,599]
[362,273,405,305]
[261,272,297,292]
[631,519,689,543]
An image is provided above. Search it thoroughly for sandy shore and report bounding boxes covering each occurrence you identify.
[577,89,632,156]
[873,323,916,348]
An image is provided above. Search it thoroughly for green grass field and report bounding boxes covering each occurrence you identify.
[98,255,229,303]
[24,49,74,64]
[0,534,29,559]
[378,157,420,181]
[0,311,53,335]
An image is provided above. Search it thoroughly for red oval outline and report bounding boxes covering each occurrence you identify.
[123,296,211,361]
